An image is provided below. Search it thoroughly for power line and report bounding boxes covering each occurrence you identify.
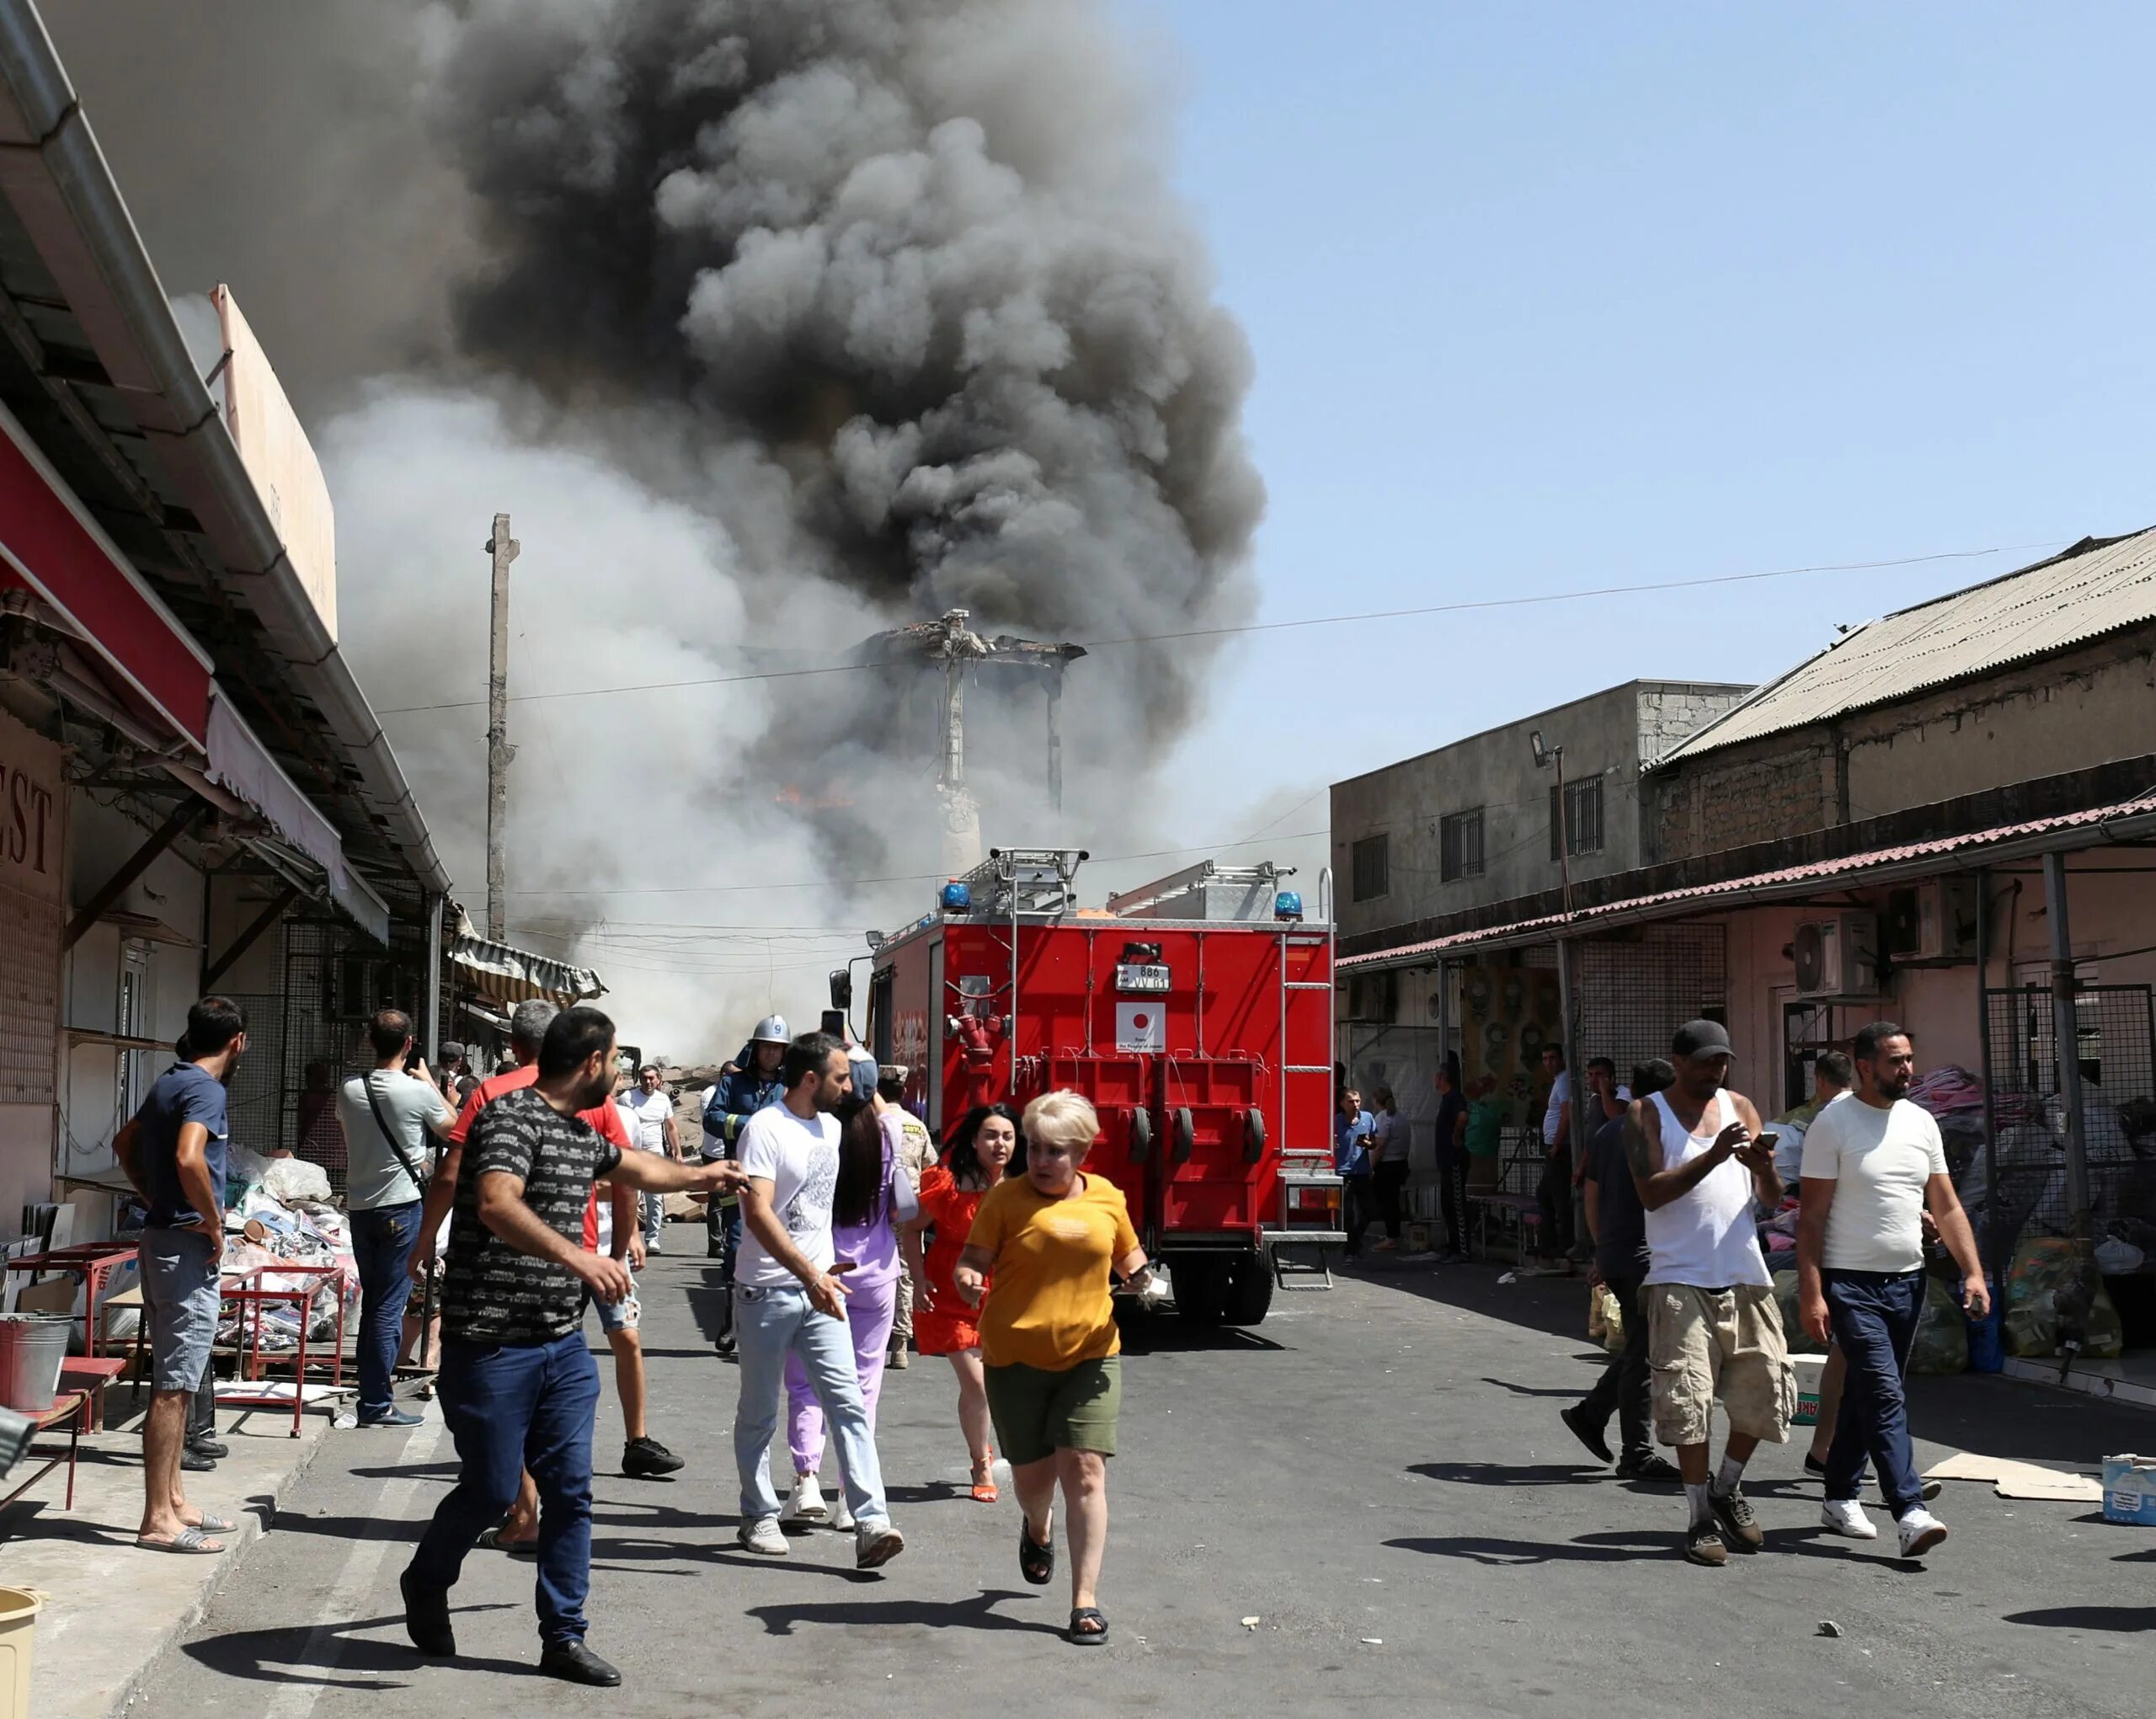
[375,541,2057,718]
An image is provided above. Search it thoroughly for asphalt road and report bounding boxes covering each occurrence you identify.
[157,1241,2156,1718]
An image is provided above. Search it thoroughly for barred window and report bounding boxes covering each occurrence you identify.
[1549,777,1605,860]
[1351,834,1390,903]
[1440,809,1485,881]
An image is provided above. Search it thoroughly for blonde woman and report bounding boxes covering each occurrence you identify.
[955,1090,1151,1646]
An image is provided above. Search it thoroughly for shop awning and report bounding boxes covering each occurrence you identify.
[448,932,606,1006]
[0,398,211,747]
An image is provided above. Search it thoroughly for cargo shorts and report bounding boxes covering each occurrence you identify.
[1646,1281,1794,1448]
[141,1225,222,1393]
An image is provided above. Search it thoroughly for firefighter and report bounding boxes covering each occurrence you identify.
[702,1016,789,1356]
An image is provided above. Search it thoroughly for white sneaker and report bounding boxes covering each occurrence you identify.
[647,1235,664,1255]
[855,1519,905,1570]
[830,1495,856,1533]
[781,1474,827,1523]
[1896,1508,1949,1557]
[1819,1497,1878,1540]
[737,1517,788,1556]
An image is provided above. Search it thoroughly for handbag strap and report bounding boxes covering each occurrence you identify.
[361,1071,430,1195]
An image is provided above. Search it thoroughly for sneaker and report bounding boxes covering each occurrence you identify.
[1615,1453,1683,1484]
[1709,1486,1764,1553]
[1558,1403,1613,1465]
[179,1446,216,1473]
[1820,1497,1878,1540]
[887,1345,911,1370]
[187,1434,230,1460]
[736,1518,788,1556]
[1682,1519,1728,1567]
[781,1475,827,1523]
[646,1235,664,1256]
[1895,1508,1949,1558]
[359,1407,424,1429]
[855,1519,905,1570]
[622,1435,684,1478]
[830,1495,856,1533]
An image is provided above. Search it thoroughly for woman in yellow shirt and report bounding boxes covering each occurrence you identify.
[956,1090,1152,1646]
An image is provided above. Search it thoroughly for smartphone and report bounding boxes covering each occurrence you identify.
[1753,1129,1780,1153]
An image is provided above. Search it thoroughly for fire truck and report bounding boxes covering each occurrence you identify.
[860,848,1342,1327]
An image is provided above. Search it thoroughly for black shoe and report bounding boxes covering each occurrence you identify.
[400,1568,456,1658]
[180,1446,216,1473]
[1615,1452,1683,1483]
[713,1332,737,1358]
[1709,1486,1764,1553]
[540,1639,622,1687]
[1559,1403,1613,1465]
[187,1435,229,1460]
[622,1435,684,1478]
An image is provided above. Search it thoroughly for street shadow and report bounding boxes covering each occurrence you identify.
[744,1586,1064,1638]
[1116,1320,1284,1357]
[2114,1547,2156,1562]
[1481,1377,1580,1398]
[1386,1530,1668,1566]
[181,1605,532,1687]
[343,1460,461,1481]
[2004,1604,2156,1632]
[1408,1461,1603,1487]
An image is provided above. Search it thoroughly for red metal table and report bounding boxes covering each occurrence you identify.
[216,1264,348,1437]
[4,1243,136,1358]
[0,1388,89,1520]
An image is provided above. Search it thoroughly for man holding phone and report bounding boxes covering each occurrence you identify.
[1798,1022,1987,1557]
[729,1033,906,1570]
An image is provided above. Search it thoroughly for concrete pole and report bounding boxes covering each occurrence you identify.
[424,891,444,1062]
[1046,668,1064,814]
[1558,935,1585,1258]
[2042,850,2091,1239]
[484,513,520,942]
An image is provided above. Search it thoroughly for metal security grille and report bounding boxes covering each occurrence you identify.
[1352,834,1390,902]
[0,881,57,1105]
[1979,984,2156,1265]
[1576,923,1728,1085]
[1440,809,1484,882]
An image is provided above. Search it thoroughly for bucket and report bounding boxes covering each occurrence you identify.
[1965,1275,2004,1373]
[1790,1352,1828,1427]
[0,1316,69,1413]
[0,1587,42,1719]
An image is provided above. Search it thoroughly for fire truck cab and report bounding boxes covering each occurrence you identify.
[864,848,1342,1327]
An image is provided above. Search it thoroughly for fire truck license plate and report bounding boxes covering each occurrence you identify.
[1113,964,1171,993]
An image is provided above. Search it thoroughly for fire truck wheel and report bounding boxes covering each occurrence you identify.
[1241,1108,1267,1165]
[1128,1108,1153,1161]
[1171,1108,1196,1164]
[1171,1257,1228,1326]
[1222,1252,1275,1327]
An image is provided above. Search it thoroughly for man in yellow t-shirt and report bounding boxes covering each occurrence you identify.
[956,1090,1151,1648]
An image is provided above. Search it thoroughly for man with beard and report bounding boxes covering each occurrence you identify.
[400,1007,744,1686]
[1799,1022,1988,1557]
[113,997,249,1554]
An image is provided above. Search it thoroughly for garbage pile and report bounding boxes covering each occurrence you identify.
[216,1145,360,1351]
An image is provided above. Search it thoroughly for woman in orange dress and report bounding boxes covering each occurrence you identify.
[905,1103,1017,1501]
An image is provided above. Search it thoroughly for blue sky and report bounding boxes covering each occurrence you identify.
[1121,2,2156,878]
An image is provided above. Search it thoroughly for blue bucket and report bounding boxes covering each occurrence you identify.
[1966,1275,2004,1373]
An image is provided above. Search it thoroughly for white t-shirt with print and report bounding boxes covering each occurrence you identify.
[1800,1096,1948,1273]
[733,1102,841,1289]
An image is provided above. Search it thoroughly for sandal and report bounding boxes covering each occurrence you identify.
[971,1456,1000,1504]
[1018,1520,1055,1587]
[136,1525,225,1555]
[1068,1606,1108,1646]
[185,1513,237,1535]
[477,1526,541,1558]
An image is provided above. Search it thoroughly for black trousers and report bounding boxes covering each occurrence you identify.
[1576,1273,1652,1465]
[1439,1156,1470,1255]
[1373,1161,1411,1241]
[1342,1175,1375,1256]
[1535,1146,1574,1256]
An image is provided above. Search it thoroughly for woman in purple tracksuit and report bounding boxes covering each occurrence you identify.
[780,1094,919,1529]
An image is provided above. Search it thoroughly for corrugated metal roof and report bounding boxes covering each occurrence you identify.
[1338,785,2156,968]
[1654,530,2156,766]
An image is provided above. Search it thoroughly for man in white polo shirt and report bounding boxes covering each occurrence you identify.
[1798,1021,1989,1558]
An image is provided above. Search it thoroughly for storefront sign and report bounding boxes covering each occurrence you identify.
[0,707,61,903]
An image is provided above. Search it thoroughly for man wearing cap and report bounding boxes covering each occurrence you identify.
[617,1064,680,1256]
[1626,1019,1792,1567]
[702,1017,789,1353]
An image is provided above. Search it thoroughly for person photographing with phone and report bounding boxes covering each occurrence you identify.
[729,1033,907,1570]
[1797,1022,1987,1557]
[1627,1020,1794,1567]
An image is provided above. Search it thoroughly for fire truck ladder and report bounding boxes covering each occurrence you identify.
[1261,868,1344,1289]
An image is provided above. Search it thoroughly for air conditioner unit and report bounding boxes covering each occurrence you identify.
[1793,911,1881,1000]
[1886,878,1980,962]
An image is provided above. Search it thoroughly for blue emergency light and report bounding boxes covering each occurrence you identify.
[1274,890,1304,921]
[942,881,972,912]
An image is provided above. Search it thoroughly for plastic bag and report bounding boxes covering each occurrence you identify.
[1908,1275,1970,1375]
[2004,1236,2127,1359]
[1598,1286,1625,1355]
[260,1156,333,1204]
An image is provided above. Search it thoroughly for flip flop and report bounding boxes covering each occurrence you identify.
[1018,1520,1054,1587]
[1068,1606,1108,1646]
[136,1525,225,1555]
[476,1526,540,1558]
[970,1460,1000,1503]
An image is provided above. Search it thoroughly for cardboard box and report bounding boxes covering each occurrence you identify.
[2102,1454,2156,1525]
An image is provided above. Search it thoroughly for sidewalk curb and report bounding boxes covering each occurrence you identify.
[104,1412,339,1718]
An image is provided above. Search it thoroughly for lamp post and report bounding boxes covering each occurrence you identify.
[1529,729,1572,914]
[1532,728,1587,1266]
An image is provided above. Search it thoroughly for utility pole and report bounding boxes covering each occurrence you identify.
[484,512,519,942]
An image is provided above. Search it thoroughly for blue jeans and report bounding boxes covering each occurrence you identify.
[1822,1268,1926,1518]
[407,1332,600,1646]
[733,1284,889,1527]
[349,1200,422,1419]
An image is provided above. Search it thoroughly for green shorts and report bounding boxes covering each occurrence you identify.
[984,1355,1123,1466]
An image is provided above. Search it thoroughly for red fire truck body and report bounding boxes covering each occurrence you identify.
[865,849,1338,1326]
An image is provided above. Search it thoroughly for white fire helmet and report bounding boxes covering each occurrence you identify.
[751,1014,790,1046]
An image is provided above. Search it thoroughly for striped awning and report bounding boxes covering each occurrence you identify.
[447,932,606,1006]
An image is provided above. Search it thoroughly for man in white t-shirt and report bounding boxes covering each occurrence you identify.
[729,1033,904,1571]
[1798,1022,1988,1558]
[618,1065,680,1253]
